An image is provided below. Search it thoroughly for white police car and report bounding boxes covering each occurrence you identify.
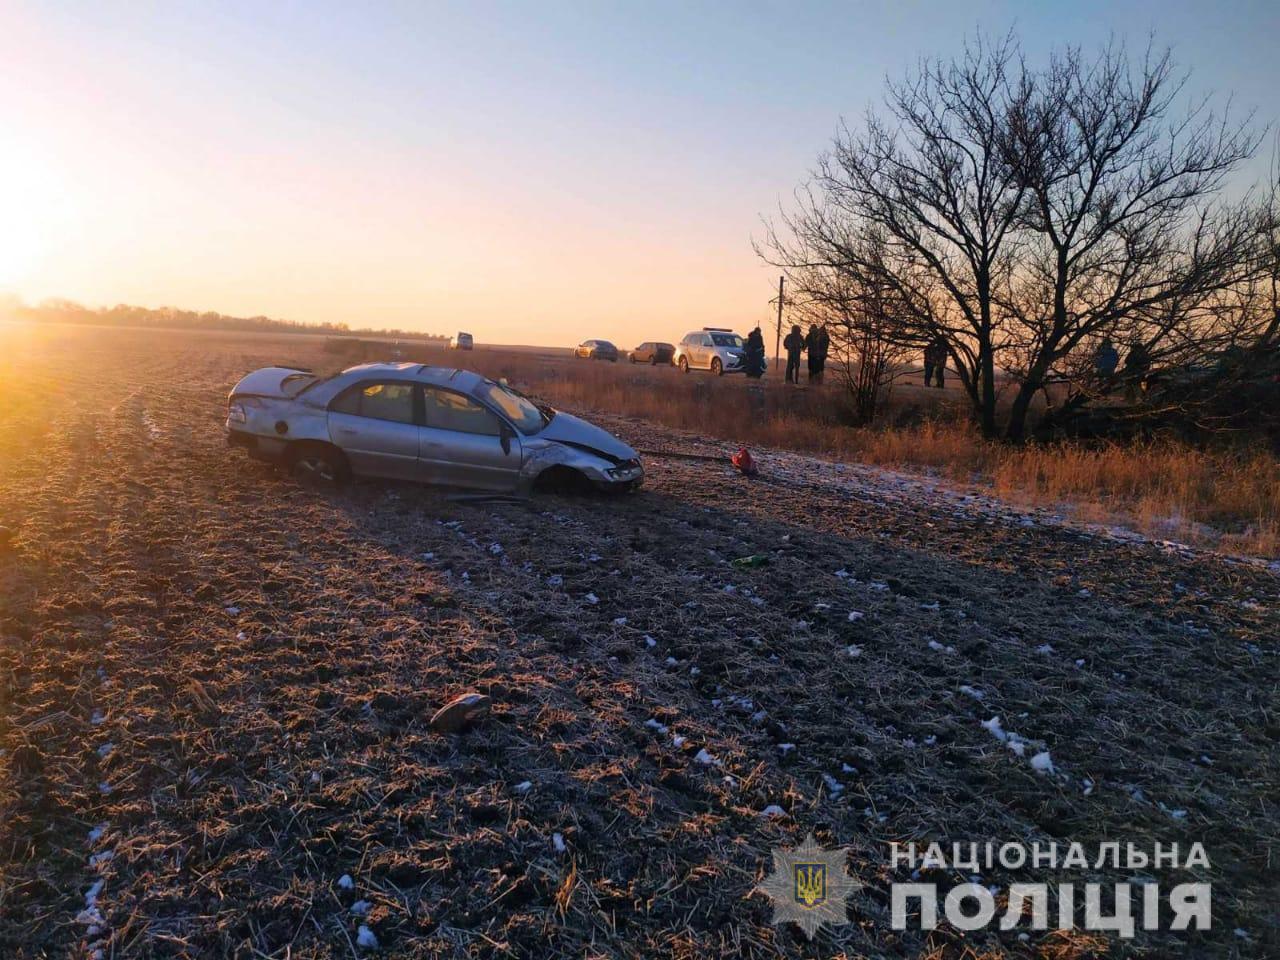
[673,328,747,376]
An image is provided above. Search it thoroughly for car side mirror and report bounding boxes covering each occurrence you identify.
[499,422,513,455]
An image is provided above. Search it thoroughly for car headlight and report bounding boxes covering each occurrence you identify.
[227,400,247,423]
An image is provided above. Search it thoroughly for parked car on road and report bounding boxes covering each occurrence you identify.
[628,342,675,364]
[449,332,474,350]
[673,328,747,375]
[574,339,619,362]
[226,362,643,493]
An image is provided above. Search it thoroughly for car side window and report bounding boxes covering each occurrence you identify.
[331,382,415,424]
[423,388,502,436]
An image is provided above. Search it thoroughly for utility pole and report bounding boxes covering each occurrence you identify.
[773,275,784,370]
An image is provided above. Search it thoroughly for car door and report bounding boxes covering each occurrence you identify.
[327,381,422,480]
[695,334,712,368]
[419,387,523,490]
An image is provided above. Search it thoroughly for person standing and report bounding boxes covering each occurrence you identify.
[1123,341,1151,400]
[744,326,766,378]
[1094,338,1119,387]
[924,336,947,388]
[814,323,831,384]
[784,324,805,384]
[805,324,822,384]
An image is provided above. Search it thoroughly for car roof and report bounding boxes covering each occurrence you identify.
[340,362,486,391]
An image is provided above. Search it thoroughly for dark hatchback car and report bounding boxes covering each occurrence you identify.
[574,339,619,362]
[628,341,675,364]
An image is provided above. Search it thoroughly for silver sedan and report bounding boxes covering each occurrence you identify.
[225,362,643,493]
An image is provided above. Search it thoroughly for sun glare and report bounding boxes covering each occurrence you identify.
[0,141,69,288]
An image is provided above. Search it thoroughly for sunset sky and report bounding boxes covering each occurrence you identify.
[2,1,1277,348]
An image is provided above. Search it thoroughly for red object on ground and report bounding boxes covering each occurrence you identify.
[731,447,758,476]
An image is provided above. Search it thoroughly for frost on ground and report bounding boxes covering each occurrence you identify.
[0,327,1276,959]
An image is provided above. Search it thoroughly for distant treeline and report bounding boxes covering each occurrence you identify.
[3,297,448,342]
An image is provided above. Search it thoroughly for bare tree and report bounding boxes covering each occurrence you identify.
[765,34,1027,436]
[765,35,1268,441]
[788,246,912,424]
[998,44,1262,439]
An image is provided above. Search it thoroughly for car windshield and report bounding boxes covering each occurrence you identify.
[710,333,743,348]
[474,379,552,434]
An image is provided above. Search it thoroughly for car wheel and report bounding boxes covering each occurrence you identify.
[678,356,689,373]
[650,355,657,365]
[288,444,348,486]
[711,357,723,376]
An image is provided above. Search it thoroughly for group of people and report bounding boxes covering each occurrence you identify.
[782,323,831,384]
[1093,337,1151,398]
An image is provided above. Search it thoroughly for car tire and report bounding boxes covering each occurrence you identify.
[711,357,723,376]
[679,357,689,373]
[287,443,349,487]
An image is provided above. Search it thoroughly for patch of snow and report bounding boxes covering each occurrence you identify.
[927,639,956,654]
[87,823,108,844]
[847,610,864,621]
[351,900,372,916]
[338,874,354,890]
[693,748,719,766]
[546,574,563,587]
[845,644,862,657]
[356,925,379,950]
[1029,752,1055,775]
[760,805,787,818]
[778,743,796,756]
[76,879,105,927]
[96,743,114,759]
[643,635,656,647]
[644,718,669,734]
[513,780,532,794]
[958,685,984,701]
[583,592,599,605]
[552,833,567,853]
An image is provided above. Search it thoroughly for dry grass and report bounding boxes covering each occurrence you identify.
[343,340,1280,558]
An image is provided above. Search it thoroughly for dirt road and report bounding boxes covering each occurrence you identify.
[1,325,1276,958]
